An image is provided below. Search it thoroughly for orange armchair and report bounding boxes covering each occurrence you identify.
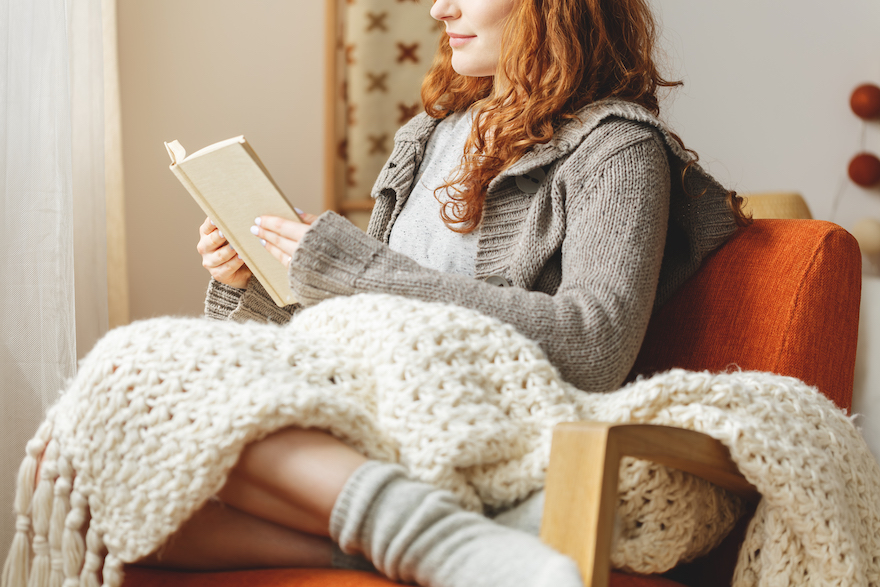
[123,219,862,587]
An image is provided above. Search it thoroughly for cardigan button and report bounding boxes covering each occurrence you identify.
[515,168,546,194]
[485,275,511,287]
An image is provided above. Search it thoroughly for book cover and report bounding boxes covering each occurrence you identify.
[165,136,301,307]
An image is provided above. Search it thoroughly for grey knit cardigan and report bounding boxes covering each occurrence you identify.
[205,100,737,393]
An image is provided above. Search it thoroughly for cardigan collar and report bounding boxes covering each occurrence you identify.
[379,99,697,196]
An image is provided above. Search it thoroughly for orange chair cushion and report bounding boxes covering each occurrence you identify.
[632,219,860,412]
[121,567,686,587]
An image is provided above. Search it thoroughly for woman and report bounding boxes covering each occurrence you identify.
[182,0,745,584]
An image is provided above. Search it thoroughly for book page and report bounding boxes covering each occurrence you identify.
[185,136,247,161]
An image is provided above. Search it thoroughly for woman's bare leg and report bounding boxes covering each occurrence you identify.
[137,427,366,570]
[218,427,368,533]
[34,450,329,571]
[219,470,330,537]
[136,499,333,571]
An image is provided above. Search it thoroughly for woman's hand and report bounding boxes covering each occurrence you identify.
[251,211,318,268]
[196,217,253,289]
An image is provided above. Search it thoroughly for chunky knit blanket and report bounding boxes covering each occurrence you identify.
[3,294,880,587]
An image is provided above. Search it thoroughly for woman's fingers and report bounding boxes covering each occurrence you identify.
[209,250,252,288]
[203,241,246,279]
[263,240,293,268]
[255,216,310,241]
[203,243,238,270]
[297,212,319,225]
[199,218,225,244]
[212,255,247,280]
[202,214,311,273]
[254,225,298,256]
[197,217,252,289]
[199,216,214,236]
[293,208,318,225]
[197,218,228,255]
[252,215,310,267]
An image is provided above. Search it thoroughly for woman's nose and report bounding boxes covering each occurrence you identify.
[430,0,460,22]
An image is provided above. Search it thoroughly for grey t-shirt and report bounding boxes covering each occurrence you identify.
[388,110,479,277]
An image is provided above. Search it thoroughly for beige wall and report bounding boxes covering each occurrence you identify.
[118,0,325,319]
[653,0,880,231]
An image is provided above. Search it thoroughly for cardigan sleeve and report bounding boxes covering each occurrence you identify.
[204,277,299,325]
[286,128,670,393]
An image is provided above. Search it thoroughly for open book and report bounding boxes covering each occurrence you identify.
[165,136,301,307]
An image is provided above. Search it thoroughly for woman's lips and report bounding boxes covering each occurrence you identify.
[447,33,475,48]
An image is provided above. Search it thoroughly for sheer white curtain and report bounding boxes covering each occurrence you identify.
[69,0,109,360]
[0,0,108,555]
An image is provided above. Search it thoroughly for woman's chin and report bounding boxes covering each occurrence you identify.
[450,57,495,78]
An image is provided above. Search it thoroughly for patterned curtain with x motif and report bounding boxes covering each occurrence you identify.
[333,0,439,228]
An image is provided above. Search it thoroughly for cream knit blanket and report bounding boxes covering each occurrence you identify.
[3,294,879,587]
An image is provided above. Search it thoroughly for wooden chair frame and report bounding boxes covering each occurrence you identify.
[540,423,760,587]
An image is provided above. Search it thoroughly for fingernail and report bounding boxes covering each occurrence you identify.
[210,220,215,226]
[218,231,223,238]
[237,254,242,260]
[260,239,266,246]
[250,226,259,235]
[254,217,262,226]
[229,242,235,251]
[294,207,304,215]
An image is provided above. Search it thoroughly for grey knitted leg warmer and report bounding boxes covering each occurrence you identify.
[330,543,376,572]
[329,461,583,587]
[491,489,545,535]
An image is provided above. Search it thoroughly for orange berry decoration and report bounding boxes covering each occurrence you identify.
[851,84,880,120]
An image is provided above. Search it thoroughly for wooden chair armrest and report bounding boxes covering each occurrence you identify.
[539,422,759,587]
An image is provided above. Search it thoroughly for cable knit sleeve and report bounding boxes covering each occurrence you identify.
[288,128,670,392]
[204,277,299,325]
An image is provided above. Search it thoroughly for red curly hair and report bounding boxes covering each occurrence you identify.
[421,0,748,232]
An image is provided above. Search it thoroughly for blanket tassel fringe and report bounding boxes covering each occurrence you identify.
[2,424,119,587]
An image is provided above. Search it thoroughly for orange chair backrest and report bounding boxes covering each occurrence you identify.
[631,219,861,412]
